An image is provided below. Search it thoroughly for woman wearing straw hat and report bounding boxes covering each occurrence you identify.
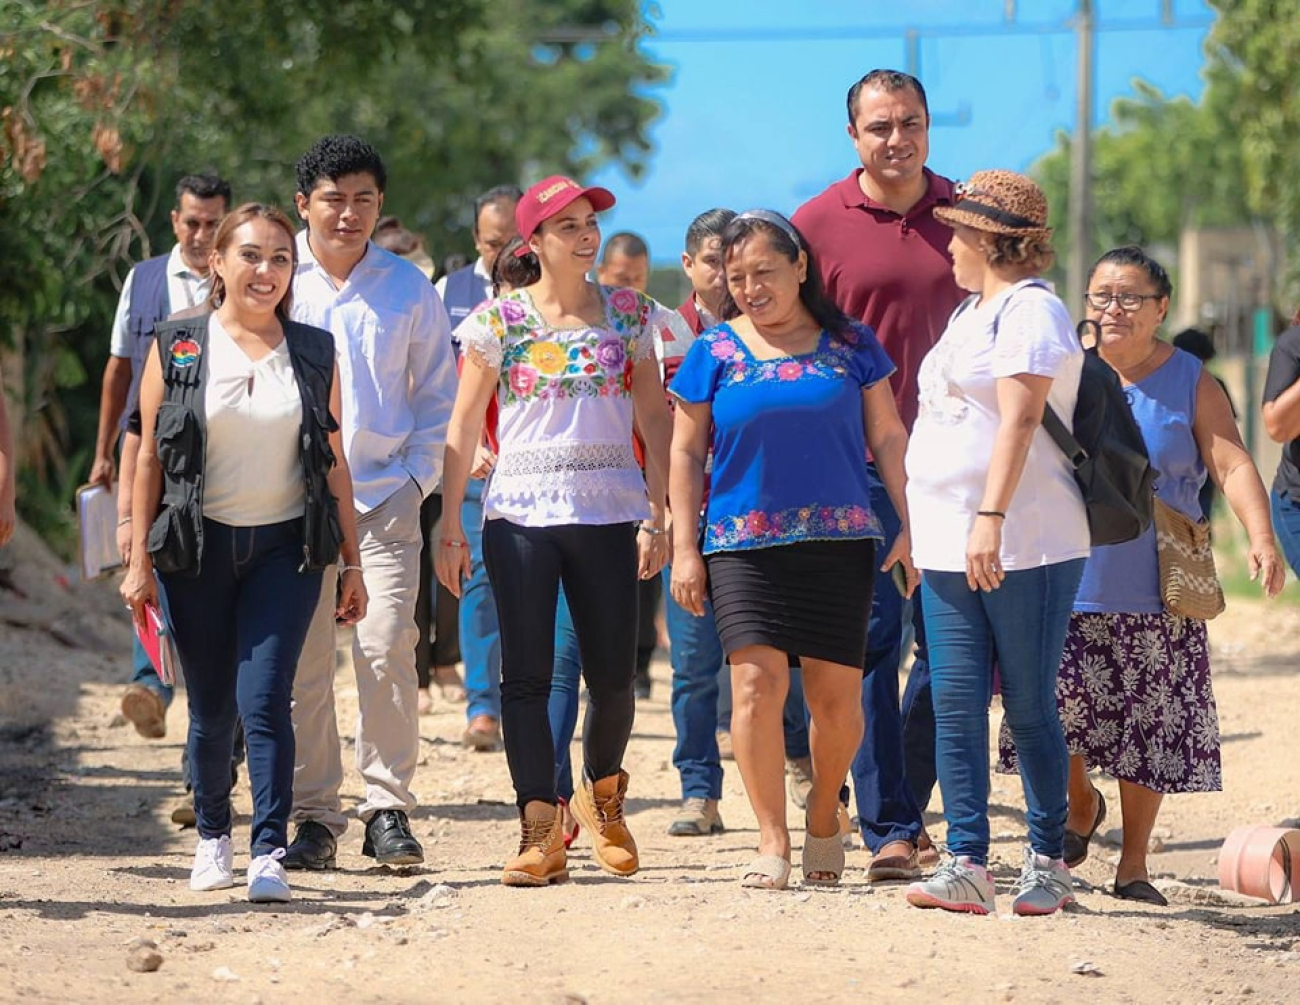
[435,176,674,887]
[903,170,1089,916]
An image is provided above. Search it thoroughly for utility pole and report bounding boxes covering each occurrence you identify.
[1067,0,1094,317]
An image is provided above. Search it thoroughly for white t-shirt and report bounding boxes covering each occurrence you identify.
[906,280,1089,572]
[202,315,306,527]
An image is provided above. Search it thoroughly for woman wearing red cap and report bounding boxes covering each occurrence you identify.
[436,176,674,886]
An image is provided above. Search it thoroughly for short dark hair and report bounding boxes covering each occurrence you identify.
[846,69,929,124]
[717,212,852,337]
[372,217,423,257]
[295,135,387,197]
[491,237,541,294]
[473,185,523,234]
[684,208,737,255]
[1087,246,1173,299]
[176,173,231,208]
[601,231,649,263]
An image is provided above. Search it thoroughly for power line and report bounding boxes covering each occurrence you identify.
[647,16,1212,45]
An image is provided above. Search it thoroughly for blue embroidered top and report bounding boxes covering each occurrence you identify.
[669,321,895,554]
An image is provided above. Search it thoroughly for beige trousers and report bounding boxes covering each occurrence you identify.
[290,478,423,835]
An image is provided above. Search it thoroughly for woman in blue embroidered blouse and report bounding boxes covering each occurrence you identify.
[669,209,916,891]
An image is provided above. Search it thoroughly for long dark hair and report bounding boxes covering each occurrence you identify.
[717,211,853,337]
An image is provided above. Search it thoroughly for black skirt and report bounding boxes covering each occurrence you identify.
[706,538,877,669]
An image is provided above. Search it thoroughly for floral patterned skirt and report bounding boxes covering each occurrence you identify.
[998,611,1221,794]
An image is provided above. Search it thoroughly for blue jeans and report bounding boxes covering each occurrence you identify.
[549,586,582,801]
[900,599,936,811]
[1271,489,1300,579]
[664,566,726,800]
[852,463,926,851]
[460,479,501,720]
[160,519,322,855]
[922,559,1085,864]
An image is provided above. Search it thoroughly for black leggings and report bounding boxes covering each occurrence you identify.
[483,519,638,807]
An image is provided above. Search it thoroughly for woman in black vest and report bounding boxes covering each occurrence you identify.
[121,203,366,904]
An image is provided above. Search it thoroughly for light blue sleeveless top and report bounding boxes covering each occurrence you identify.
[1074,347,1205,614]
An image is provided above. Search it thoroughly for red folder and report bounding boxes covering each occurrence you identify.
[135,601,179,686]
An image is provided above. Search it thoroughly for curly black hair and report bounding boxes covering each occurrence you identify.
[295,135,387,197]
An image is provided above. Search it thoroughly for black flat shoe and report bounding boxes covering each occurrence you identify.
[1063,788,1107,868]
[362,809,424,866]
[1113,878,1168,906]
[283,820,337,871]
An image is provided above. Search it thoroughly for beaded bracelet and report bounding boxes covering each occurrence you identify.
[441,539,469,549]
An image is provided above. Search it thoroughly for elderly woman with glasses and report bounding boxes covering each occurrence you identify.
[1000,245,1283,907]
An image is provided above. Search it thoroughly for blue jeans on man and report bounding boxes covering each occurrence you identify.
[921,559,1084,863]
[460,478,501,721]
[852,462,931,853]
[663,566,725,801]
[1271,489,1300,579]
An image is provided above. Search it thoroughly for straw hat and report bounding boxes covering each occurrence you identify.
[934,169,1051,237]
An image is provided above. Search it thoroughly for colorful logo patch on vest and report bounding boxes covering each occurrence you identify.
[170,338,201,368]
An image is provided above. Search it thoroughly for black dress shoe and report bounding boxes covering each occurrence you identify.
[362,809,424,866]
[283,820,337,871]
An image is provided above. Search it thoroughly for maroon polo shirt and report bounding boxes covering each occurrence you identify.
[792,167,964,431]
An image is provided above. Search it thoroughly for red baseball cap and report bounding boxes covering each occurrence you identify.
[514,175,616,256]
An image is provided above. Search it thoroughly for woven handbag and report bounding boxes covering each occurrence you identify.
[1153,497,1224,620]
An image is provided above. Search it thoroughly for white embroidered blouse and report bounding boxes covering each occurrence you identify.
[455,285,668,527]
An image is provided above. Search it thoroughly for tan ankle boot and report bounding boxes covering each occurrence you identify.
[502,806,568,887]
[571,769,639,876]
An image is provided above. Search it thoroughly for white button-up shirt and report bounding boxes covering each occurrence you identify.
[292,232,458,512]
[109,244,211,357]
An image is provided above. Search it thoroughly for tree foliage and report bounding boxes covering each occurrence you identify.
[0,0,667,536]
[1206,0,1300,291]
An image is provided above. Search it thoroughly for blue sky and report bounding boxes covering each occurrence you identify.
[591,0,1216,264]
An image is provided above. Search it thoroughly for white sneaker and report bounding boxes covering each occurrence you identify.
[190,835,235,891]
[247,848,292,903]
[1011,846,1076,916]
[905,855,997,915]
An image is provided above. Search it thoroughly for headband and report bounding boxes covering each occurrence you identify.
[948,198,1045,233]
[736,209,803,250]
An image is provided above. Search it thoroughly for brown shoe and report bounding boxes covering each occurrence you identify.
[121,683,166,739]
[716,730,734,762]
[462,714,502,752]
[917,828,941,870]
[432,665,466,702]
[868,839,922,882]
[502,806,568,887]
[571,770,639,876]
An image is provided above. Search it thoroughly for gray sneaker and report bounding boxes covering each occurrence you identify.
[667,797,725,837]
[1011,846,1076,916]
[905,856,996,915]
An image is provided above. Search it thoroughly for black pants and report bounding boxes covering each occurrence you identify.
[415,492,461,687]
[483,519,638,807]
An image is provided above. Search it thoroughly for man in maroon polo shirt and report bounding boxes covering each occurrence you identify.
[793,68,963,881]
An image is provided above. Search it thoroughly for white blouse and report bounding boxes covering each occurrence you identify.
[906,280,1089,572]
[202,314,305,526]
[455,286,668,527]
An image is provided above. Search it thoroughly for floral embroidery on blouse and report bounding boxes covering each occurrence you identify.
[460,286,657,406]
[704,329,861,387]
[706,504,883,551]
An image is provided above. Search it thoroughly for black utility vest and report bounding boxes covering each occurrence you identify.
[147,314,343,576]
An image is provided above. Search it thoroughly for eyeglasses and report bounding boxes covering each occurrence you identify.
[1084,291,1163,312]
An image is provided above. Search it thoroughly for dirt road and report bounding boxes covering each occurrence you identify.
[0,523,1297,1003]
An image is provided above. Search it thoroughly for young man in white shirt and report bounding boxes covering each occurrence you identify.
[285,135,458,870]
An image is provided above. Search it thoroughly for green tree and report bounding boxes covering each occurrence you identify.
[1207,0,1300,297]
[1033,78,1258,284]
[0,0,668,545]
